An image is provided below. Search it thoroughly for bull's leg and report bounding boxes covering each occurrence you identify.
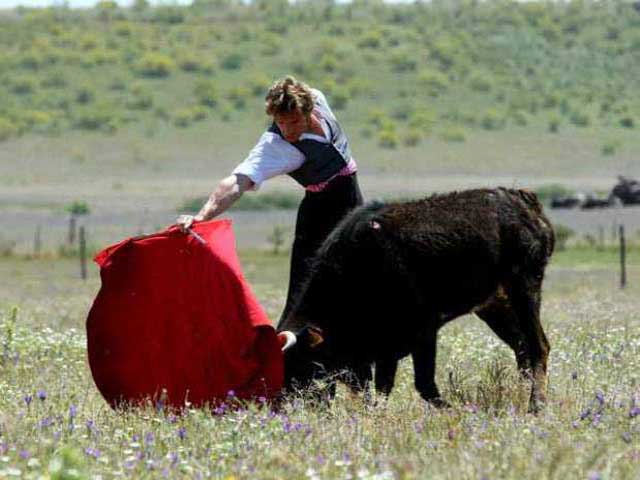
[374,358,398,397]
[475,300,531,375]
[412,329,449,408]
[505,277,550,413]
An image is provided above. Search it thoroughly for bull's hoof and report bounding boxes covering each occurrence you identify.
[425,397,451,409]
[528,395,547,414]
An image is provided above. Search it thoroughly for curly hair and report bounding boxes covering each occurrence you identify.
[265,76,314,117]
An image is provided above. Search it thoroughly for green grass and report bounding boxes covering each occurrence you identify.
[1,251,639,478]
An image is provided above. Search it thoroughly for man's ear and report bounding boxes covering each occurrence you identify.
[307,326,324,349]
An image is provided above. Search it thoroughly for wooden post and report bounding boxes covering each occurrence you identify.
[68,215,76,245]
[34,225,41,257]
[79,226,87,281]
[620,224,626,289]
[598,226,604,251]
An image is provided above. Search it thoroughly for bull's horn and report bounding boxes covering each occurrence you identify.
[278,331,297,351]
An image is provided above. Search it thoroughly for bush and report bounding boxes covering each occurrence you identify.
[0,117,18,141]
[40,71,67,88]
[75,86,95,105]
[403,129,422,147]
[469,72,493,92]
[179,191,301,213]
[227,86,250,110]
[554,224,574,251]
[439,126,466,142]
[570,110,591,127]
[173,106,208,127]
[221,52,246,71]
[136,53,175,78]
[329,88,349,110]
[534,184,574,204]
[417,69,449,96]
[74,105,118,132]
[11,77,37,95]
[408,110,436,133]
[389,50,417,72]
[194,80,217,108]
[126,84,153,110]
[247,74,271,96]
[358,31,383,49]
[511,110,529,126]
[177,53,206,73]
[66,200,90,215]
[481,109,506,130]
[548,114,561,133]
[152,6,185,24]
[601,139,621,156]
[378,129,399,149]
[619,116,635,128]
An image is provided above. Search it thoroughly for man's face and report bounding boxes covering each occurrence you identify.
[274,109,309,143]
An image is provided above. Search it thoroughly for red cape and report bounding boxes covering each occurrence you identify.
[86,220,283,409]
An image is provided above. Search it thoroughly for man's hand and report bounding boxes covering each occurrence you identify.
[176,214,200,232]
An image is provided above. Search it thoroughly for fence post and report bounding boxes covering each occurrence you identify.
[80,226,87,281]
[34,225,41,257]
[68,215,76,245]
[619,224,626,289]
[598,225,604,251]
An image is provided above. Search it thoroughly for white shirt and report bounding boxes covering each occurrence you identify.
[232,89,337,190]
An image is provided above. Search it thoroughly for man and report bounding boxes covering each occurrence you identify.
[178,76,363,324]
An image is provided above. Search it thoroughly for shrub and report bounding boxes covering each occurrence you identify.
[570,110,591,127]
[11,77,37,95]
[179,191,301,213]
[247,74,271,96]
[619,116,635,128]
[358,31,383,49]
[173,108,193,128]
[389,50,417,72]
[227,86,250,110]
[319,53,339,73]
[534,184,574,204]
[75,86,95,105]
[439,126,466,142]
[178,53,205,73]
[0,118,18,141]
[408,110,436,133]
[66,201,90,216]
[74,105,118,132]
[194,80,217,108]
[601,139,621,156]
[221,52,245,71]
[554,224,574,251]
[548,114,561,133]
[329,88,349,110]
[469,72,493,92]
[378,129,399,149]
[40,71,67,88]
[136,53,175,78]
[152,6,185,24]
[481,109,505,130]
[417,69,449,96]
[126,84,153,110]
[403,129,422,147]
[512,110,529,126]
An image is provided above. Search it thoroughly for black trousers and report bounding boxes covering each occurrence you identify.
[278,173,363,326]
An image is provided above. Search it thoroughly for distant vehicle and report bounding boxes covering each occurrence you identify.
[611,176,640,206]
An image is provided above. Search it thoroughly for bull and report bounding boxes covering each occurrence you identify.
[277,188,555,412]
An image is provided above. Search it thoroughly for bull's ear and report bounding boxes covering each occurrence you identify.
[307,327,325,349]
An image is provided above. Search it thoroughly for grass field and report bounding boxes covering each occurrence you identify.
[1,248,639,479]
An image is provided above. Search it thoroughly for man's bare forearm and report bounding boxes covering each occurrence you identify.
[195,174,252,221]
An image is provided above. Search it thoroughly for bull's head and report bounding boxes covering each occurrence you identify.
[277,326,331,393]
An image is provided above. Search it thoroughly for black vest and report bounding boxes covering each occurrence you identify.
[267,101,352,187]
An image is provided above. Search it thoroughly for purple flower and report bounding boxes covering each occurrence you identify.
[571,420,579,429]
[447,429,456,441]
[69,405,77,420]
[227,390,236,398]
[316,455,325,465]
[167,414,177,424]
[132,434,140,442]
[169,452,178,466]
[155,400,164,412]
[177,427,186,440]
[588,472,601,480]
[39,417,54,428]
[629,406,640,418]
[23,395,33,407]
[124,459,137,469]
[579,408,591,420]
[85,447,101,459]
[37,390,46,401]
[258,396,267,403]
[19,450,30,459]
[86,420,95,433]
[595,390,605,406]
[144,432,154,444]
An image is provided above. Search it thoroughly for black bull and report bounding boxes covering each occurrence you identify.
[277,188,555,412]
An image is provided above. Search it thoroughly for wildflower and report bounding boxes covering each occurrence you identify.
[315,455,325,465]
[23,395,33,407]
[447,429,456,441]
[37,390,46,401]
[177,427,186,440]
[629,406,640,418]
[571,420,579,429]
[167,414,177,424]
[0,442,8,454]
[85,447,101,459]
[595,390,605,406]
[258,396,267,403]
[69,405,77,420]
[39,417,54,428]
[19,450,30,459]
[169,452,178,466]
[588,471,601,480]
[86,420,95,433]
[145,432,154,445]
[227,390,236,397]
[579,408,591,420]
